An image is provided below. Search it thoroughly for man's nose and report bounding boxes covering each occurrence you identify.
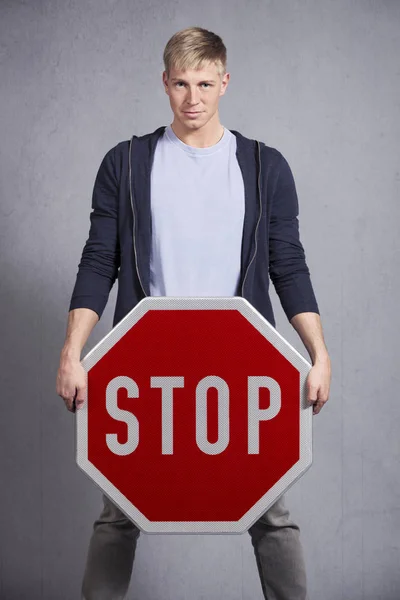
[186,87,200,104]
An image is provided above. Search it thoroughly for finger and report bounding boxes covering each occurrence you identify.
[307,384,319,405]
[62,395,76,412]
[75,392,86,410]
[313,399,326,415]
[308,394,318,407]
[70,389,80,413]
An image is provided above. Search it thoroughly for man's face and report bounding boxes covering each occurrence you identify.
[162,61,229,131]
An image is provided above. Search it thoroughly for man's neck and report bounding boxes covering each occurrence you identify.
[170,119,225,148]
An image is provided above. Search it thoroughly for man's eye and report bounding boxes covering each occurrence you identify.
[174,82,211,88]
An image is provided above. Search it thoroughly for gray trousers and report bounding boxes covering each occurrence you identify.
[81,493,308,600]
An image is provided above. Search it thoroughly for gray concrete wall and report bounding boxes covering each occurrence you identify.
[1,0,399,598]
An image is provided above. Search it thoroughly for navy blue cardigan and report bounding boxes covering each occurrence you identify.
[69,126,319,328]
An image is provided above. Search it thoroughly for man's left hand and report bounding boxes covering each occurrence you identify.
[306,360,331,415]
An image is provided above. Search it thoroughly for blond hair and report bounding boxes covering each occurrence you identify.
[163,27,227,79]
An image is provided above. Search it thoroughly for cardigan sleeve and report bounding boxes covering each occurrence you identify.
[68,146,120,320]
[268,153,320,321]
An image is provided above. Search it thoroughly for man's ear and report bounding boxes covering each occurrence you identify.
[162,71,169,95]
[219,73,230,97]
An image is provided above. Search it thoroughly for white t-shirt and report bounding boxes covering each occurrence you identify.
[149,124,245,296]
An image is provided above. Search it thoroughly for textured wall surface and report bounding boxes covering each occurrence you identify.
[1,0,399,598]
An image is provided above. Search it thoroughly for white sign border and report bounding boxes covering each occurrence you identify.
[76,297,312,534]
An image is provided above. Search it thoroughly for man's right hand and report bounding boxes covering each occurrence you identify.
[56,355,87,413]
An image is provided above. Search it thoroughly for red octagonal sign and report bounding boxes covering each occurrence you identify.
[76,297,312,534]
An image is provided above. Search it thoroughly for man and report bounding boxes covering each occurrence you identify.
[56,26,331,600]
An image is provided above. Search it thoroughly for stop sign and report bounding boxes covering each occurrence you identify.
[76,297,312,534]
